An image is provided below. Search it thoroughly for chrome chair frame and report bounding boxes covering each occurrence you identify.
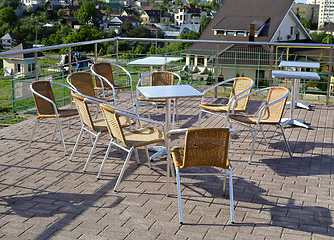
[198,77,254,127]
[228,87,292,163]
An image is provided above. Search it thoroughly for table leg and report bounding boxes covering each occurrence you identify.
[281,78,310,129]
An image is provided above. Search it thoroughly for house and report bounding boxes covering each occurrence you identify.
[174,3,207,26]
[187,0,312,82]
[141,10,170,24]
[2,43,44,78]
[1,32,16,50]
[108,16,140,34]
[133,0,149,10]
[121,8,138,17]
[105,2,123,14]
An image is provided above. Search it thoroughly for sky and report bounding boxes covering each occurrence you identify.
[295,0,306,3]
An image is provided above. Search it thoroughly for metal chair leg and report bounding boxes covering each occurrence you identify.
[176,167,183,224]
[114,147,134,192]
[134,148,140,165]
[229,167,235,223]
[56,117,67,155]
[28,118,38,147]
[97,140,113,179]
[83,132,101,172]
[259,125,269,147]
[249,127,259,164]
[144,147,152,169]
[278,124,292,157]
[197,110,203,127]
[69,127,84,161]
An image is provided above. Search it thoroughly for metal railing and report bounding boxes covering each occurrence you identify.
[0,37,333,125]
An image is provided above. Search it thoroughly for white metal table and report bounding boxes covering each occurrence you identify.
[128,56,183,72]
[137,85,203,159]
[279,61,320,110]
[272,70,320,129]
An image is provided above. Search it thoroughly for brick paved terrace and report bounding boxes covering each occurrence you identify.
[0,91,333,240]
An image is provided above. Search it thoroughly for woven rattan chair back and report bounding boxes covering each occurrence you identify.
[180,128,230,170]
[92,63,114,89]
[69,72,96,97]
[100,104,127,145]
[31,81,56,117]
[71,92,96,131]
[229,77,253,111]
[261,86,288,124]
[150,71,175,86]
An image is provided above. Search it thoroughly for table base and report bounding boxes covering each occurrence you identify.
[286,101,311,110]
[281,118,310,129]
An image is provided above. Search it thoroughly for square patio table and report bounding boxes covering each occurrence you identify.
[128,56,183,72]
[137,85,203,159]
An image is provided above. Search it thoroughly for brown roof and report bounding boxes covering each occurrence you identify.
[5,43,44,59]
[189,0,294,53]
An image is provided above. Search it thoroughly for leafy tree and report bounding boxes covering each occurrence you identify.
[310,32,327,42]
[57,9,66,17]
[168,31,200,52]
[175,0,182,5]
[1,0,20,9]
[63,25,103,52]
[0,7,17,26]
[75,1,97,25]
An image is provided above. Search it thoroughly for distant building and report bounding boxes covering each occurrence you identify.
[108,16,140,34]
[318,0,334,28]
[1,32,16,50]
[174,3,207,26]
[2,43,44,78]
[292,3,319,26]
[141,10,169,25]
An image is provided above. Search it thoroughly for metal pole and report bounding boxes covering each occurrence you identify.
[94,43,98,63]
[326,47,333,105]
[34,52,38,81]
[68,47,72,73]
[116,40,119,63]
[214,44,219,98]
[269,45,274,86]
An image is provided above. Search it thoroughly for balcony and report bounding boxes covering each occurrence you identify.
[0,37,333,238]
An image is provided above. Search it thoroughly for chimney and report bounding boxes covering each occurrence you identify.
[249,24,255,42]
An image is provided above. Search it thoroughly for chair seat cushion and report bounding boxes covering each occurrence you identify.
[123,127,164,148]
[38,108,78,118]
[199,103,246,113]
[229,114,279,125]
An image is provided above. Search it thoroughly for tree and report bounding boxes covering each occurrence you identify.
[1,0,20,9]
[75,1,97,25]
[0,7,17,26]
[63,25,104,52]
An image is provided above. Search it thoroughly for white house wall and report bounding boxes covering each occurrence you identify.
[272,11,310,42]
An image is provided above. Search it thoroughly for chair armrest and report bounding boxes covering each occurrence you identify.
[202,77,236,95]
[50,80,75,91]
[173,72,182,85]
[116,110,164,126]
[167,128,188,138]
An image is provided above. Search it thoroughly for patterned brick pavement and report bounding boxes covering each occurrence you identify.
[0,92,333,239]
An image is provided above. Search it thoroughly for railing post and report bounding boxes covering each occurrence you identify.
[34,52,38,81]
[94,43,98,63]
[269,45,274,86]
[214,44,219,98]
[116,40,119,63]
[11,79,15,113]
[326,47,333,106]
[68,47,72,73]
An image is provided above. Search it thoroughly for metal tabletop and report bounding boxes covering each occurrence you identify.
[272,70,320,80]
[279,61,320,69]
[137,85,203,100]
[128,57,183,66]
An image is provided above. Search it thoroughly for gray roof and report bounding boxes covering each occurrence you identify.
[189,0,294,52]
[1,32,16,40]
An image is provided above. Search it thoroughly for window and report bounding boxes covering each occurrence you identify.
[15,64,21,73]
[28,63,35,72]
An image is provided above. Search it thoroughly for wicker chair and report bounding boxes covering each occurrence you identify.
[29,81,79,155]
[99,103,166,192]
[228,86,292,164]
[167,128,234,224]
[70,92,133,174]
[136,71,181,127]
[198,77,254,127]
[67,71,116,104]
[91,62,135,110]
